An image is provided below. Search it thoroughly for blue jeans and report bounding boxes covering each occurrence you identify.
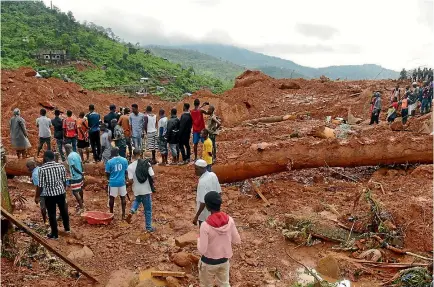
[130,194,152,230]
[65,137,77,152]
[132,136,142,151]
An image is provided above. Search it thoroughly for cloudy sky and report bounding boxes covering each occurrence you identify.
[43,0,433,70]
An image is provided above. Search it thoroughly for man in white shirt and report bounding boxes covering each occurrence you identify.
[193,159,222,226]
[36,108,52,157]
[144,105,158,164]
[125,149,155,232]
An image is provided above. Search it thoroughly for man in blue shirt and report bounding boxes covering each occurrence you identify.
[86,104,102,162]
[65,144,84,214]
[26,159,47,225]
[105,147,129,219]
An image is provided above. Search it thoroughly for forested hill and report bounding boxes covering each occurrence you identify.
[0,1,228,98]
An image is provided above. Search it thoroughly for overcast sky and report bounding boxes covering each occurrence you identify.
[43,0,433,71]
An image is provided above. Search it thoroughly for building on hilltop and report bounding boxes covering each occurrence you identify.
[33,50,69,64]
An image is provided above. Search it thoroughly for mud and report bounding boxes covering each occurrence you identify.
[1,68,432,287]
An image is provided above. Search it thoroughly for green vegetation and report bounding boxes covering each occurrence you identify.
[175,44,400,80]
[1,1,228,99]
[147,45,245,84]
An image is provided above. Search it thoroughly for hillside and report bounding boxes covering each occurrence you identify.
[147,45,245,83]
[0,2,227,99]
[256,66,306,79]
[175,43,399,80]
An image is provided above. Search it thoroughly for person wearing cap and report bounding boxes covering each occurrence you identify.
[193,159,222,226]
[104,104,119,135]
[197,191,241,286]
[10,108,31,159]
[100,123,112,164]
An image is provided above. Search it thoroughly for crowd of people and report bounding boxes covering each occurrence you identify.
[10,99,241,286]
[369,80,433,125]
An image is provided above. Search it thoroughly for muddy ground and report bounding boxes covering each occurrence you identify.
[1,68,432,287]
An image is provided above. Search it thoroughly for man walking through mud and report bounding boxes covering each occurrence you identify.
[206,105,221,162]
[191,99,207,161]
[52,110,66,162]
[63,110,78,152]
[36,150,70,239]
[143,106,158,164]
[65,144,85,214]
[86,104,102,162]
[179,103,193,164]
[193,159,222,226]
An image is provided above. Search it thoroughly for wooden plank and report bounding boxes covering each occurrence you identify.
[1,207,99,283]
[249,180,270,206]
[151,271,186,278]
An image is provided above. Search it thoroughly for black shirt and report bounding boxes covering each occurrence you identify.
[104,111,119,134]
[166,116,180,144]
[51,117,63,140]
[178,112,192,142]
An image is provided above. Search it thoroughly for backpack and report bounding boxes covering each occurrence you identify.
[135,159,155,192]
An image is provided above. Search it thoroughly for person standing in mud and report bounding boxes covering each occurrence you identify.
[86,104,102,162]
[166,108,180,164]
[178,103,193,164]
[63,110,78,152]
[100,123,112,164]
[36,108,52,157]
[9,108,31,159]
[36,150,70,239]
[52,110,66,162]
[118,108,132,161]
[157,109,168,165]
[191,99,207,161]
[369,92,382,125]
[205,105,221,162]
[77,112,90,163]
[400,94,409,125]
[197,191,241,287]
[112,119,127,158]
[104,104,119,136]
[129,104,145,153]
[193,159,222,226]
[65,144,85,214]
[143,106,158,164]
[27,159,47,225]
[105,147,129,220]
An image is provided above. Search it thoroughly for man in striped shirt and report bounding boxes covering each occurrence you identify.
[36,150,70,239]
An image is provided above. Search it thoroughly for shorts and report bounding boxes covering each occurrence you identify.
[77,139,89,149]
[147,131,158,151]
[193,132,204,144]
[158,137,168,155]
[169,143,178,157]
[70,178,84,192]
[109,186,127,197]
[40,196,46,210]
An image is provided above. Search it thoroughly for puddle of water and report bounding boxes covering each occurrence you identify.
[139,268,166,286]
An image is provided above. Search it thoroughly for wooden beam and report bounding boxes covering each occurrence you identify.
[1,207,99,283]
[248,180,271,206]
[151,271,186,278]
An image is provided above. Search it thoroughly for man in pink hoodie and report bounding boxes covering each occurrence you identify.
[197,191,241,287]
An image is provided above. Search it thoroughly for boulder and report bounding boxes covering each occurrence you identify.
[166,276,181,287]
[172,252,192,267]
[67,246,94,260]
[175,231,197,247]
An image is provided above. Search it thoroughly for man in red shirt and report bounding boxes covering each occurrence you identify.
[190,99,208,161]
[77,112,90,162]
[63,110,78,152]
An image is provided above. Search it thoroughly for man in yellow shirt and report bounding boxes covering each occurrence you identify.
[201,129,213,172]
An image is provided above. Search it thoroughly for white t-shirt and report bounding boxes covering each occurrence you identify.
[36,116,52,138]
[146,114,157,133]
[158,117,168,137]
[127,160,154,196]
[196,171,222,222]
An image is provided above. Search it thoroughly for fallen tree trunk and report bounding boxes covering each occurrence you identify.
[5,135,433,184]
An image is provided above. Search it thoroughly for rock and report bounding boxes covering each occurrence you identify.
[313,126,335,139]
[105,268,138,287]
[347,111,363,125]
[247,212,266,227]
[78,88,88,95]
[175,230,197,247]
[316,255,340,279]
[166,276,180,287]
[390,121,404,131]
[357,249,382,262]
[24,70,37,77]
[172,252,192,267]
[320,75,330,83]
[245,258,258,266]
[7,78,14,83]
[278,82,301,90]
[188,253,200,265]
[67,246,94,260]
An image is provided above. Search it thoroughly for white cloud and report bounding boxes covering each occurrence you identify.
[44,0,433,70]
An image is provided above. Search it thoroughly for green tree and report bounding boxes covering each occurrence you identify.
[399,68,407,80]
[70,43,80,59]
[60,33,71,49]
